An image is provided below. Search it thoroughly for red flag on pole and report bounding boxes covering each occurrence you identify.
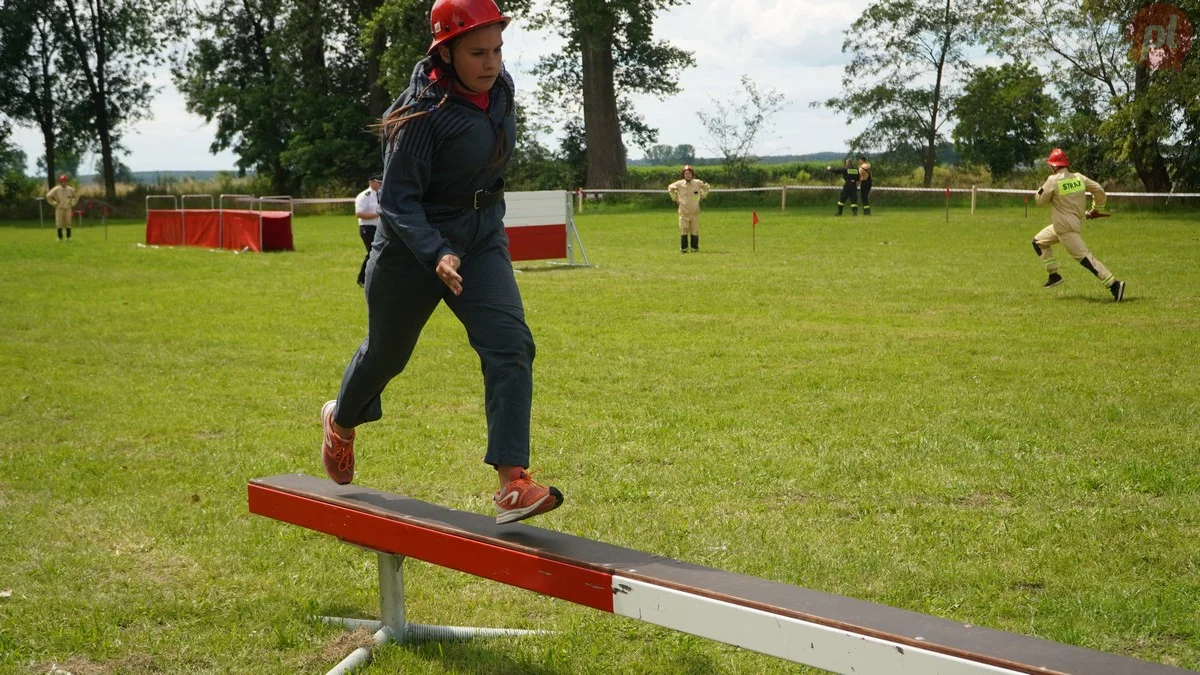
[752,211,759,226]
[751,211,758,251]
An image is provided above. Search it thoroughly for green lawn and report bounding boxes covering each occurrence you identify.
[1,205,1197,674]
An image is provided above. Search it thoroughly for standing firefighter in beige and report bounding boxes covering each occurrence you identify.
[45,174,79,241]
[1032,148,1126,302]
[668,165,709,253]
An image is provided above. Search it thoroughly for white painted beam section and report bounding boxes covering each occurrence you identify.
[610,577,1025,675]
[504,191,571,228]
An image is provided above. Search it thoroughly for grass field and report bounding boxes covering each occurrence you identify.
[1,205,1198,674]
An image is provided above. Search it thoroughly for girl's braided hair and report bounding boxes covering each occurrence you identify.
[377,47,514,170]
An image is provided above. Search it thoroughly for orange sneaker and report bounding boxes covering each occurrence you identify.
[494,470,564,524]
[321,400,355,485]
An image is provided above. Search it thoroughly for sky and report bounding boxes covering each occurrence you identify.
[10,0,874,175]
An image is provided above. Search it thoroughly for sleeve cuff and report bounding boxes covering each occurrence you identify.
[435,245,457,266]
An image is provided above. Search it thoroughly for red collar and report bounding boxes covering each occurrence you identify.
[429,66,491,110]
[456,86,490,110]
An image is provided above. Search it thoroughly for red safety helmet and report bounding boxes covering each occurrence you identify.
[58,174,68,182]
[1047,148,1070,168]
[428,0,511,55]
[681,165,694,178]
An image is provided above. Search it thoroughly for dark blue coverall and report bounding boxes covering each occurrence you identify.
[831,166,860,216]
[333,59,534,469]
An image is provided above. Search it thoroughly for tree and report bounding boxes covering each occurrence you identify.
[986,0,1194,190]
[0,121,24,175]
[93,154,133,183]
[176,0,370,194]
[0,119,39,201]
[528,0,695,188]
[952,62,1054,176]
[57,0,166,201]
[357,0,425,117]
[278,0,383,190]
[697,76,785,187]
[643,143,694,165]
[36,146,82,178]
[505,94,581,190]
[0,0,93,188]
[174,0,293,193]
[818,0,982,187]
[1043,76,1127,182]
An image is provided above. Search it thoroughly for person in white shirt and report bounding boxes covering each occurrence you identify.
[354,174,384,286]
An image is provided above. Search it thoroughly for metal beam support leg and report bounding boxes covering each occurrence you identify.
[320,553,548,674]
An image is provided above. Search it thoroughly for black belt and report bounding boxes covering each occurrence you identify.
[425,187,504,210]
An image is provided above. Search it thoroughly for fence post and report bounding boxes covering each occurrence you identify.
[780,186,787,212]
[576,188,583,214]
[971,185,977,215]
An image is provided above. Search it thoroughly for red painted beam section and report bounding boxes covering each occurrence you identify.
[507,223,567,261]
[249,483,614,612]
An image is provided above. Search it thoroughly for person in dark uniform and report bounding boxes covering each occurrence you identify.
[354,173,383,287]
[319,0,563,525]
[857,155,873,216]
[827,159,860,216]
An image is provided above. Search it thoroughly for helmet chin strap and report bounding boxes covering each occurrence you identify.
[452,78,486,95]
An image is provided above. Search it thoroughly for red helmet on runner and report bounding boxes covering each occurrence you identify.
[58,174,68,183]
[1047,148,1070,168]
[681,165,694,178]
[428,0,511,55]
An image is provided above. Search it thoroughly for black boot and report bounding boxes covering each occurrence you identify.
[1043,273,1064,288]
[851,206,858,216]
[836,204,843,216]
[690,235,699,252]
[680,235,688,253]
[1110,280,1126,302]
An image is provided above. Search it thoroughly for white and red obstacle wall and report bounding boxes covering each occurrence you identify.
[501,190,585,264]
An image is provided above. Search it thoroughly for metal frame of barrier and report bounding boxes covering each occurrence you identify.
[146,195,179,212]
[261,195,294,214]
[219,194,255,243]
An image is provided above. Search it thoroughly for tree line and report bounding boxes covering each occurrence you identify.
[2,0,1196,206]
[820,0,1199,190]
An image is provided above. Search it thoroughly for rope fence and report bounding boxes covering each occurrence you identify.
[570,185,1200,215]
[244,186,1200,219]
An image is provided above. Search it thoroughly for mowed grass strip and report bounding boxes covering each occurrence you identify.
[0,204,1197,674]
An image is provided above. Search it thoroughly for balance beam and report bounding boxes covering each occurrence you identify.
[249,474,1191,675]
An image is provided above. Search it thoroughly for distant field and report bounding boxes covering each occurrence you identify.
[1,206,1197,673]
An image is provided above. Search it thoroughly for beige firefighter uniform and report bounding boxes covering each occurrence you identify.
[45,184,79,227]
[668,177,709,235]
[1032,170,1115,286]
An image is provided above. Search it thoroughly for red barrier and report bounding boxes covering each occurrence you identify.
[146,211,184,246]
[145,209,293,252]
[182,211,220,247]
[507,224,567,262]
